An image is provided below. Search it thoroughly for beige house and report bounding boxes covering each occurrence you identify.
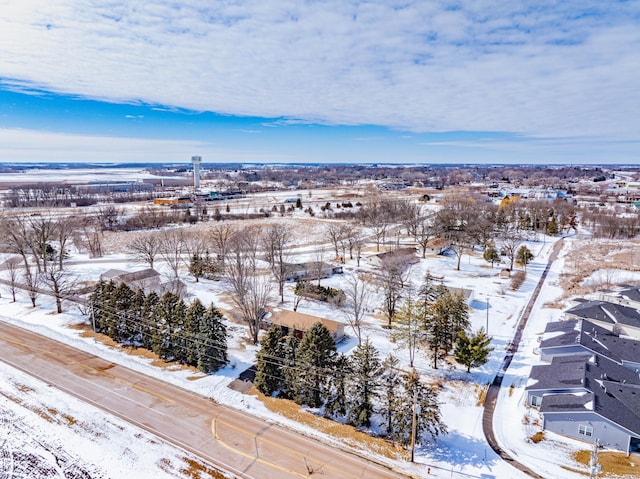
[365,247,419,269]
[262,309,345,343]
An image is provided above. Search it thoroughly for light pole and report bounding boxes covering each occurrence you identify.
[486,297,489,334]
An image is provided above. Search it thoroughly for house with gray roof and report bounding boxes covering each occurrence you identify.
[99,268,184,296]
[600,286,640,311]
[526,355,640,454]
[564,300,640,339]
[539,320,640,370]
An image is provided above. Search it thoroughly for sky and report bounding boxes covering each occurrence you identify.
[0,1,638,165]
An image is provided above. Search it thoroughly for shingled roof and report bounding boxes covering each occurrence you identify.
[531,355,640,436]
[565,300,640,329]
[540,319,640,365]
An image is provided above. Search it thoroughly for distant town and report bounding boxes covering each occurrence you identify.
[1,161,640,478]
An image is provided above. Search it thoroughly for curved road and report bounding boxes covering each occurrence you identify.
[0,321,410,479]
[482,239,564,479]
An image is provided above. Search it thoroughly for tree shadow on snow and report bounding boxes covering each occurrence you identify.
[425,431,499,471]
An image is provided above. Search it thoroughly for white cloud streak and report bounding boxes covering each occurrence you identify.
[0,128,290,163]
[0,1,638,141]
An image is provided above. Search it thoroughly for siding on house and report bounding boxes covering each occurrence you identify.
[541,410,639,453]
[526,353,640,454]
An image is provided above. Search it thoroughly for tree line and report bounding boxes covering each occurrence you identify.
[254,322,447,449]
[89,281,228,373]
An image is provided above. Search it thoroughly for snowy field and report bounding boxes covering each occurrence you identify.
[1,214,637,478]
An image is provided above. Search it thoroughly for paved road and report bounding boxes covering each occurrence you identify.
[0,321,410,479]
[482,239,564,479]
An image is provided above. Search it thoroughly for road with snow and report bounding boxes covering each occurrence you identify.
[0,321,410,479]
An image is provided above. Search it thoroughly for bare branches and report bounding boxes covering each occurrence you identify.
[342,274,372,345]
[127,232,162,269]
[262,223,291,303]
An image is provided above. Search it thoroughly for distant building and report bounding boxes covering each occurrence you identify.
[192,156,202,189]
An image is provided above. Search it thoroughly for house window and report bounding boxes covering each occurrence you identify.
[578,424,593,437]
[530,395,542,407]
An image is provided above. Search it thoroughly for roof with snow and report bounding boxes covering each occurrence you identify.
[540,320,640,365]
[527,354,591,391]
[565,300,640,328]
[535,355,640,435]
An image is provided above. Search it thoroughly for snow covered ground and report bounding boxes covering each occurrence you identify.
[1,220,635,478]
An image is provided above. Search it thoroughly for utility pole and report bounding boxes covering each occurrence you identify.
[410,389,417,462]
[90,301,97,343]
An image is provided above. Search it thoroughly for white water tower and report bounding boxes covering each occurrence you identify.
[191,156,202,189]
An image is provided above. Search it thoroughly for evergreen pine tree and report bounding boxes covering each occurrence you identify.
[346,338,380,428]
[113,282,133,343]
[171,297,188,363]
[391,295,425,368]
[324,353,351,418]
[483,241,500,267]
[103,281,120,340]
[89,281,110,333]
[546,215,559,235]
[454,328,493,373]
[197,305,228,373]
[189,253,203,282]
[392,370,447,446]
[255,325,287,395]
[423,292,469,369]
[141,291,159,350]
[130,288,146,346]
[379,354,402,436]
[279,333,299,399]
[185,298,206,366]
[516,245,534,268]
[154,291,183,360]
[294,322,336,408]
[418,275,449,305]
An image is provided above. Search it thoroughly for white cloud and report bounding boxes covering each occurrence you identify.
[0,128,291,163]
[0,1,638,141]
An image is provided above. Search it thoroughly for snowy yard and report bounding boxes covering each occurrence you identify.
[2,222,639,478]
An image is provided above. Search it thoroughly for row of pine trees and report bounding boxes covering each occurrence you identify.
[89,281,228,373]
[255,323,447,446]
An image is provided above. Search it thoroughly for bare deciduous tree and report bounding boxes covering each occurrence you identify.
[43,264,78,314]
[27,213,58,273]
[4,257,21,302]
[263,223,291,303]
[376,255,408,328]
[127,232,162,269]
[54,215,76,271]
[23,269,41,307]
[342,274,372,345]
[227,232,272,344]
[325,223,344,259]
[0,215,32,272]
[160,229,187,280]
[96,205,124,231]
[210,224,235,273]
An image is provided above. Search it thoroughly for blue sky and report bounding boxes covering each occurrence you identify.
[0,1,638,164]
